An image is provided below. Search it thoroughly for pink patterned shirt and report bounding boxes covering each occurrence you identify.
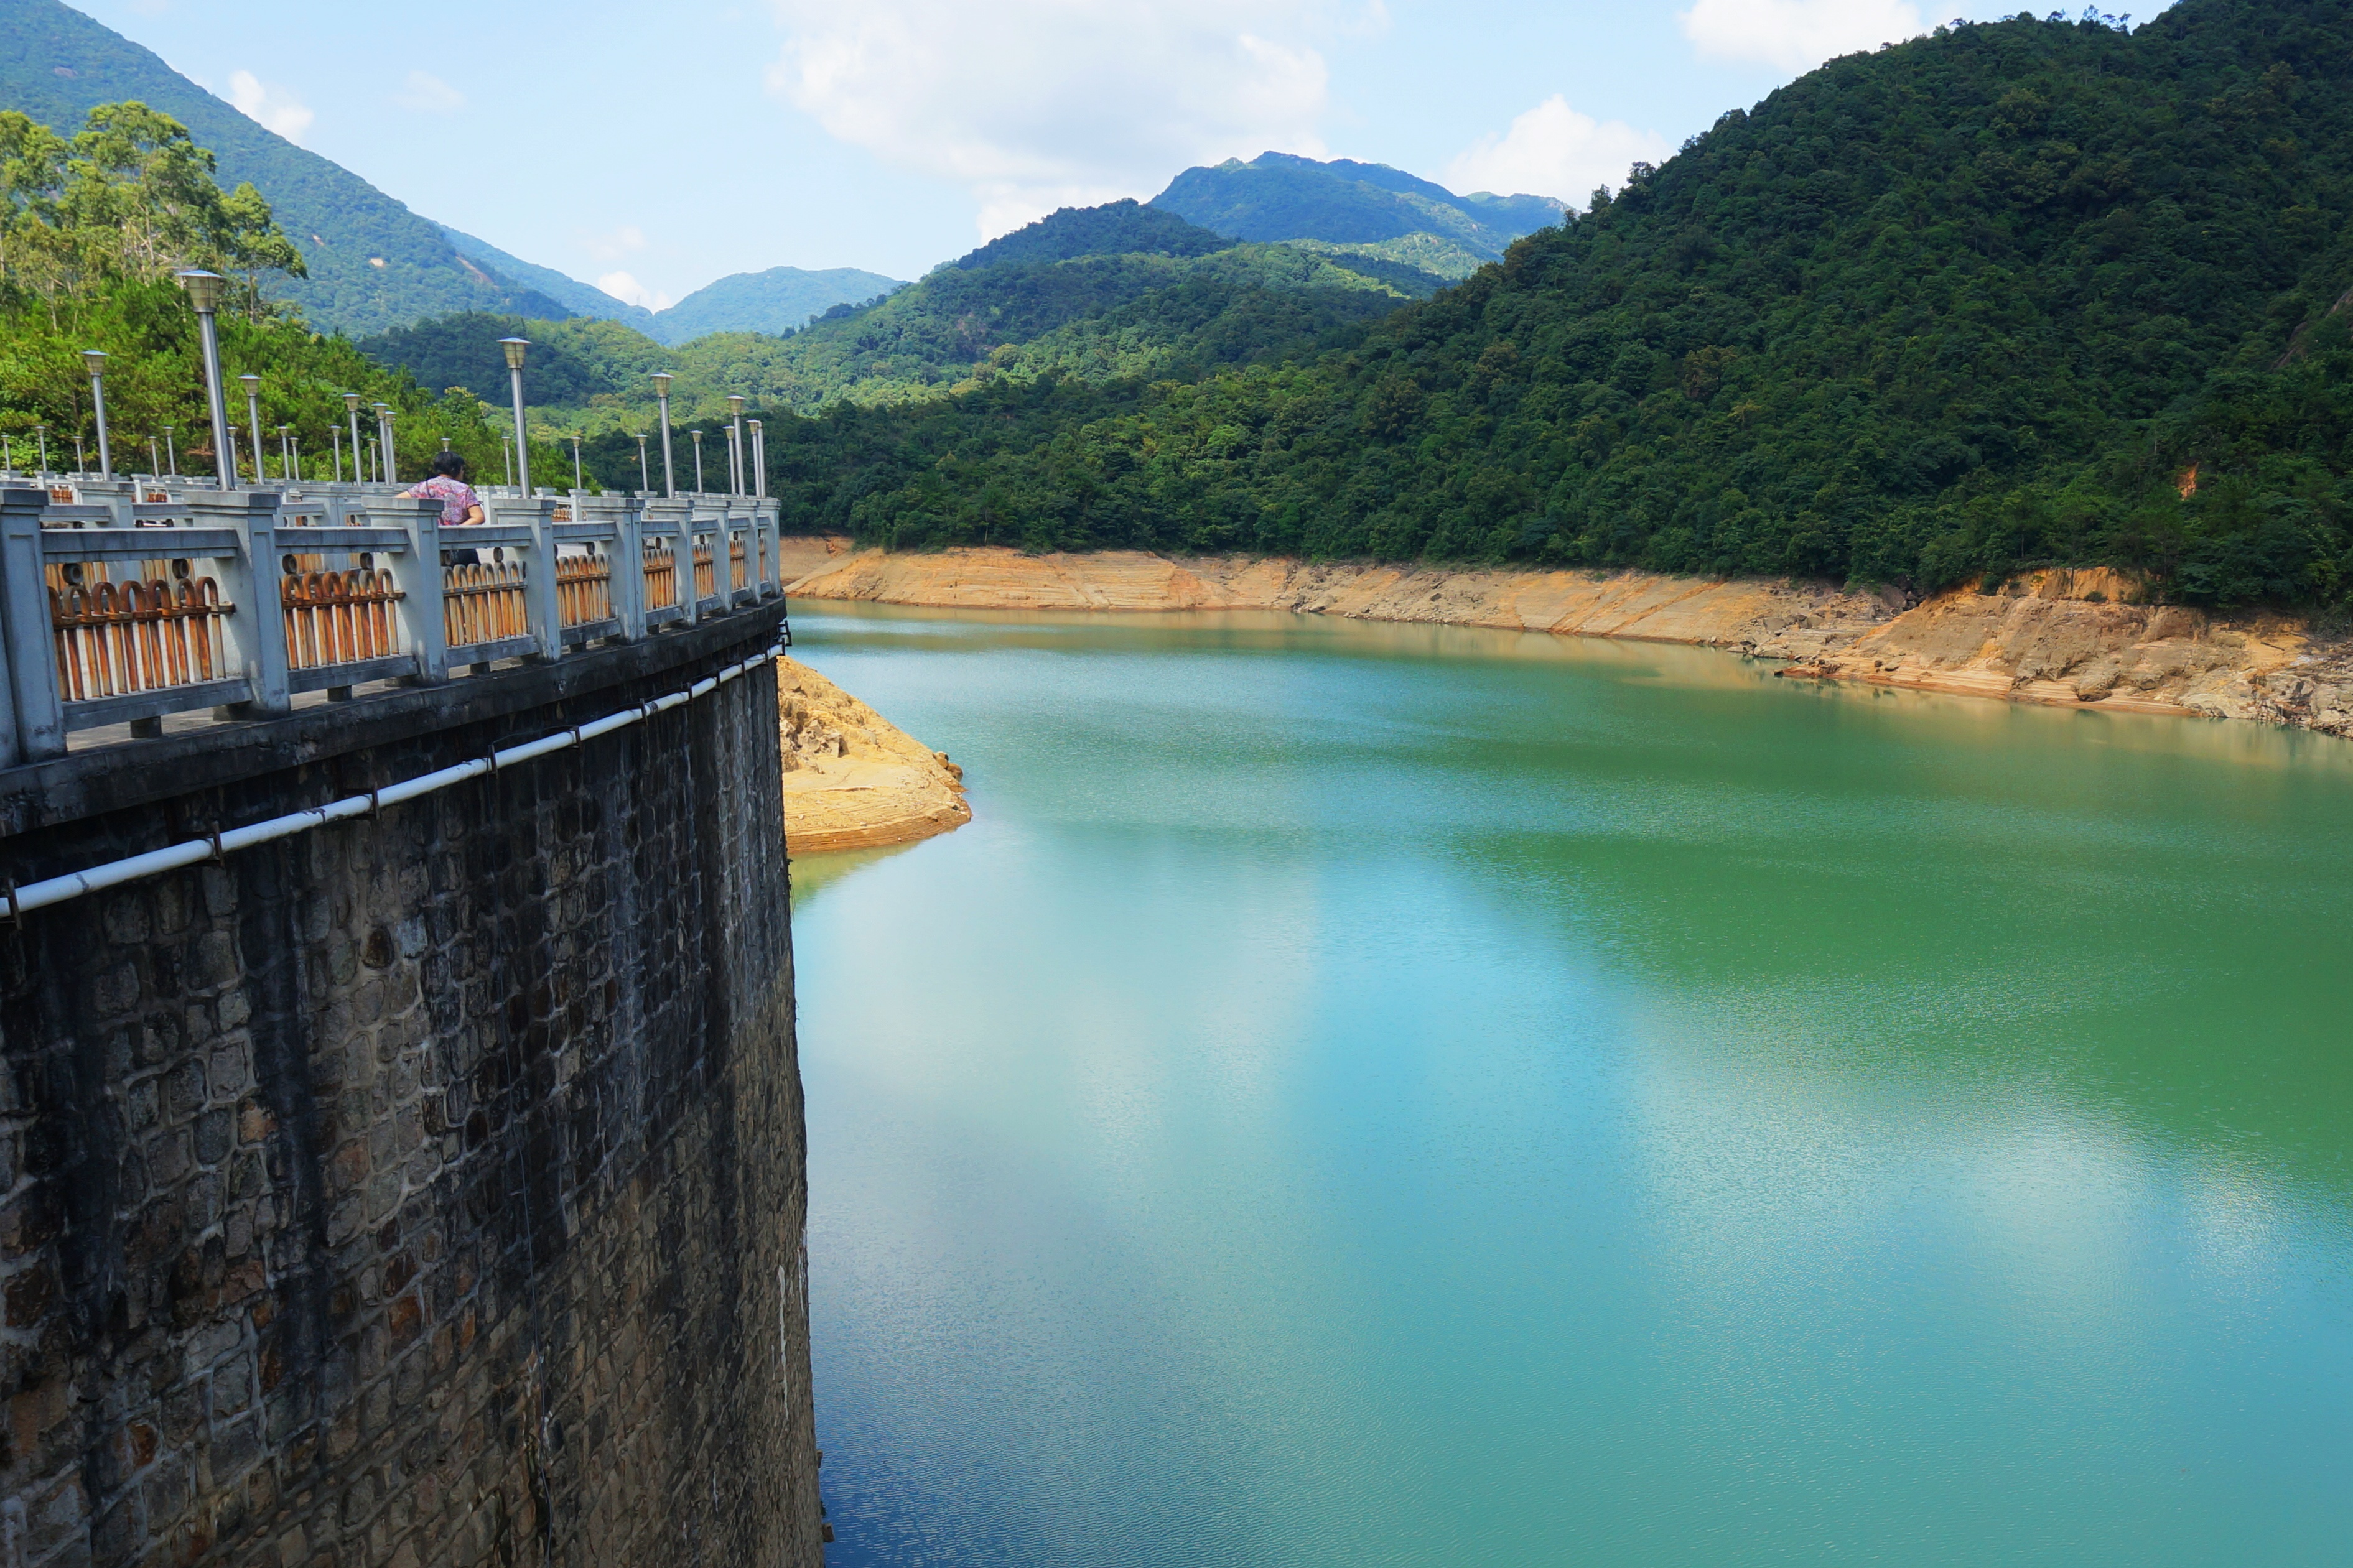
[408,475,480,525]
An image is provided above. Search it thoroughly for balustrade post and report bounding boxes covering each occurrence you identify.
[761,499,783,597]
[643,500,692,628]
[610,497,647,642]
[516,497,562,661]
[0,488,62,763]
[189,491,291,717]
[383,497,448,685]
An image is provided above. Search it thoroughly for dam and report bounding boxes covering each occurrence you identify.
[0,477,821,1566]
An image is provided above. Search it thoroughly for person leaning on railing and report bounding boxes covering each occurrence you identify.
[401,450,486,564]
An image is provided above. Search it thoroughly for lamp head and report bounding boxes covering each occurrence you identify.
[343,392,363,413]
[650,372,673,399]
[727,395,745,415]
[749,419,763,432]
[175,269,226,312]
[373,402,391,416]
[239,373,261,394]
[498,336,530,371]
[80,349,107,377]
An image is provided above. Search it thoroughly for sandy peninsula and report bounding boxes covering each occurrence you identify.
[776,656,971,856]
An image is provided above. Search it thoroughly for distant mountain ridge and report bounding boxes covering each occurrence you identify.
[650,266,905,344]
[0,0,571,332]
[438,226,655,328]
[949,200,1228,271]
[434,231,901,344]
[1150,151,1565,277]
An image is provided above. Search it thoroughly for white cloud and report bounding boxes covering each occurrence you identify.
[765,0,1358,239]
[1445,95,1672,209]
[393,70,465,114]
[228,70,314,144]
[597,271,673,311]
[585,225,648,262]
[1677,0,1926,72]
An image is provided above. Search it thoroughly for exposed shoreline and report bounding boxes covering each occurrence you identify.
[776,655,971,856]
[778,537,2353,740]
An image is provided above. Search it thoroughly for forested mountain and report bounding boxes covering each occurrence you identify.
[753,0,2353,613]
[0,0,572,332]
[1151,152,1567,277]
[362,202,1438,421]
[0,100,567,484]
[650,265,906,343]
[439,225,655,327]
[951,200,1228,269]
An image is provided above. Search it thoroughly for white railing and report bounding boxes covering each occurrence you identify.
[0,480,785,765]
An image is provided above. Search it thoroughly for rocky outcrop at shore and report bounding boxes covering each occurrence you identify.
[776,656,971,856]
[781,539,2353,740]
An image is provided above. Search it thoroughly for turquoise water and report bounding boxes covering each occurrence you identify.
[790,604,2353,1567]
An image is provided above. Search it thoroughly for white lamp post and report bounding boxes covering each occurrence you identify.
[499,338,531,496]
[240,374,264,485]
[82,350,113,479]
[726,394,746,496]
[342,392,365,484]
[175,269,235,488]
[651,373,676,498]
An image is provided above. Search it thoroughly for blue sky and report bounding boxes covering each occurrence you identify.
[73,0,2145,304]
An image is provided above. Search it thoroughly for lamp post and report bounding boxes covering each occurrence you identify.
[176,269,235,489]
[73,435,86,475]
[726,394,746,496]
[635,433,650,493]
[330,425,343,482]
[342,392,365,485]
[501,436,513,489]
[498,337,531,496]
[651,373,676,499]
[35,424,49,477]
[750,419,766,499]
[692,430,707,493]
[373,402,396,483]
[291,434,302,483]
[571,434,583,494]
[164,425,177,477]
[240,374,264,485]
[278,424,293,481]
[147,435,159,476]
[82,350,113,479]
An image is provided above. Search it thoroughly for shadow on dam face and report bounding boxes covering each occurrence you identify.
[0,604,823,1568]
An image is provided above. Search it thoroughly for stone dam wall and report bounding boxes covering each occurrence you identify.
[0,606,821,1567]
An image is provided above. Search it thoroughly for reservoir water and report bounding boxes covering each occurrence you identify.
[788,603,2353,1567]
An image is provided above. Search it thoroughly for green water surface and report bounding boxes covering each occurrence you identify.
[790,605,2353,1568]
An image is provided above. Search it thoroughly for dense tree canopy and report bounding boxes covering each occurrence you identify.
[1,102,566,485]
[747,0,2353,611]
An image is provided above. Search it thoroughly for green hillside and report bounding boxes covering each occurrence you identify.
[0,101,568,486]
[650,265,906,344]
[0,0,569,332]
[951,199,1227,269]
[360,202,1437,425]
[758,0,2353,614]
[440,225,653,328]
[1151,152,1565,274]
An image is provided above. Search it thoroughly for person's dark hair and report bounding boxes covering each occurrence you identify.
[430,450,466,479]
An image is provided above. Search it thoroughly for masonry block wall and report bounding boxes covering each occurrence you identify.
[0,616,821,1568]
